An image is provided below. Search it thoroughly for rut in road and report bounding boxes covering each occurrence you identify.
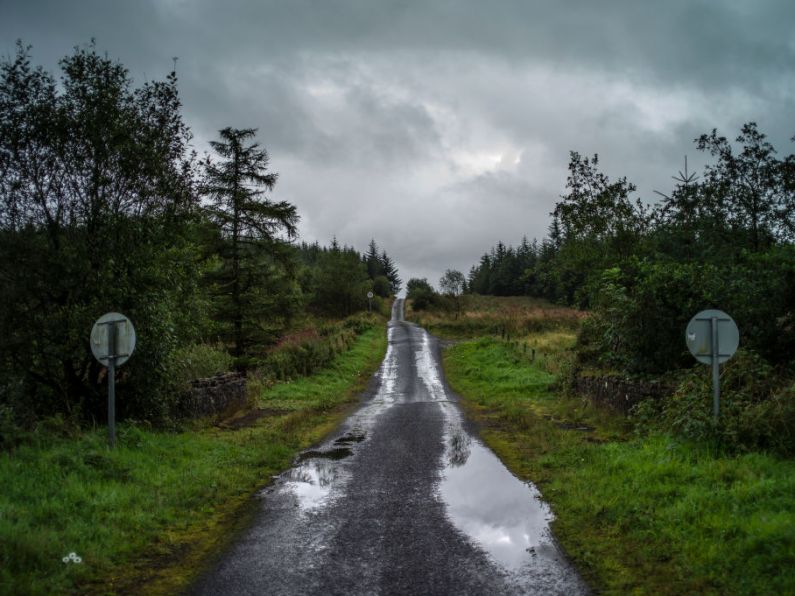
[189,299,587,595]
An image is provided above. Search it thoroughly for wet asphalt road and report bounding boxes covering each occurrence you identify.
[189,300,587,595]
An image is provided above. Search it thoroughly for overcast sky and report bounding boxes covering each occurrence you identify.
[3,0,794,288]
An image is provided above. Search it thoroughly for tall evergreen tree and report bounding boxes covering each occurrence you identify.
[312,240,370,316]
[365,239,385,280]
[201,127,298,361]
[380,250,402,294]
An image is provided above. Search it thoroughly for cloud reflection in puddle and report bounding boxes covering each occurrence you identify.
[282,458,342,512]
[438,413,557,571]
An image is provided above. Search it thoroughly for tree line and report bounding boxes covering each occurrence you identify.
[0,42,399,428]
[456,124,795,375]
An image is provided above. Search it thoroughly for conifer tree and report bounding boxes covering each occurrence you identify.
[202,127,298,361]
[365,239,385,279]
[380,250,401,294]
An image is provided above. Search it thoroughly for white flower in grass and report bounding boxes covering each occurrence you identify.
[62,552,82,564]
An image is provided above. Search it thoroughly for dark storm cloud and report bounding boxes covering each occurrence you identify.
[2,0,793,288]
[143,0,795,91]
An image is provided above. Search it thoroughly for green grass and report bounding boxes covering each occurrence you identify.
[0,326,387,595]
[444,336,795,595]
[258,326,383,411]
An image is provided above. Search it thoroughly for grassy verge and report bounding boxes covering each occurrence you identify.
[0,325,387,595]
[443,335,795,594]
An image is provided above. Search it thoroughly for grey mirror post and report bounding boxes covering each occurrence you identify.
[685,309,739,424]
[108,322,117,448]
[91,312,136,448]
[711,316,720,421]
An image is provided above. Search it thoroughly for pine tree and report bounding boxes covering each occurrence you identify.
[365,239,385,279]
[380,250,402,294]
[202,127,298,362]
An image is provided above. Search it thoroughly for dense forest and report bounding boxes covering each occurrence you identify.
[0,43,399,431]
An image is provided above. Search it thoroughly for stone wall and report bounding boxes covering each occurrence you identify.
[574,373,674,415]
[175,372,247,419]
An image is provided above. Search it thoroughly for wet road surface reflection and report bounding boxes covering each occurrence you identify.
[191,300,586,595]
[283,458,341,512]
[439,424,557,571]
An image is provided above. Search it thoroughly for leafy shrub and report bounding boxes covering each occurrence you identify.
[633,350,795,454]
[166,343,234,391]
[0,403,24,450]
[407,278,439,311]
[342,312,382,333]
[0,378,34,449]
[372,275,392,298]
[0,45,211,426]
[581,249,795,374]
[32,413,83,442]
[257,314,377,382]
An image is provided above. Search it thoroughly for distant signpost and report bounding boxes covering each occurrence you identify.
[367,291,374,312]
[91,313,136,447]
[685,309,739,421]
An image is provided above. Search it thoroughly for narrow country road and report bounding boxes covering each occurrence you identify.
[189,300,587,595]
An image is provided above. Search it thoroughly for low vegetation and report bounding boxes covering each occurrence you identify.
[0,323,387,594]
[407,294,583,339]
[416,298,795,594]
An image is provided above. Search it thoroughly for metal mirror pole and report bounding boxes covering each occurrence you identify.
[108,322,117,448]
[711,316,720,421]
[686,309,738,425]
[91,312,135,449]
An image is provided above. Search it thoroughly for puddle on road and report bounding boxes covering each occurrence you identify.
[298,446,354,462]
[416,328,559,569]
[270,324,404,515]
[282,458,344,512]
[438,409,559,572]
[334,432,367,446]
[281,436,364,511]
